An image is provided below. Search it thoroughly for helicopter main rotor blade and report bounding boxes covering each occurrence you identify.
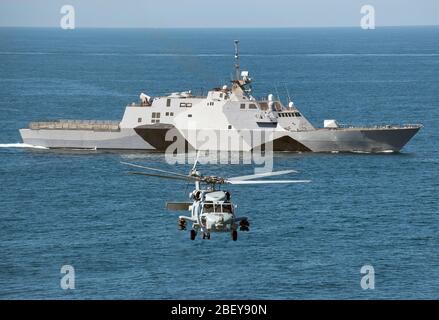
[227,179,311,185]
[121,161,190,178]
[192,151,201,171]
[128,171,199,182]
[227,169,298,181]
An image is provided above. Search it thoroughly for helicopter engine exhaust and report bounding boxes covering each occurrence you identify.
[178,218,187,230]
[239,219,250,231]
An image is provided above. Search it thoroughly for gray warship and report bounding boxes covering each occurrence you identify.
[19,41,421,153]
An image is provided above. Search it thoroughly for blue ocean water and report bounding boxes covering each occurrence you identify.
[0,27,438,299]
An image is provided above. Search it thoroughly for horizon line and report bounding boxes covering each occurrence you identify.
[1,25,439,30]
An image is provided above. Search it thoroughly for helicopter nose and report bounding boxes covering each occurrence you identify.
[222,213,233,224]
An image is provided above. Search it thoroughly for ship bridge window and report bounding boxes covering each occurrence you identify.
[295,112,301,117]
[151,112,160,124]
[273,102,282,111]
[240,104,245,109]
[166,99,171,107]
[259,102,268,111]
[180,103,192,108]
[249,104,257,109]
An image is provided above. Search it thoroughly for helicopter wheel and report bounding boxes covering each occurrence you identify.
[190,230,197,240]
[232,230,238,241]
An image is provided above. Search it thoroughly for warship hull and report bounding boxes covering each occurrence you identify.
[287,126,421,153]
[19,122,421,153]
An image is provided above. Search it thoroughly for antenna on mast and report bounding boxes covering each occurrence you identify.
[234,40,240,80]
[284,83,291,102]
[274,85,281,101]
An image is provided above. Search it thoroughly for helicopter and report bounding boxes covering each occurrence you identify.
[121,158,310,241]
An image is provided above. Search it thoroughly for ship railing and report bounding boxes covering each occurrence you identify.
[329,123,422,130]
[128,102,152,107]
[29,120,120,131]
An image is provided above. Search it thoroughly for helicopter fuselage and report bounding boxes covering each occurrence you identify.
[178,189,249,240]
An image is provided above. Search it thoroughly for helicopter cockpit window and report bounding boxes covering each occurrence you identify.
[203,203,231,213]
[222,205,232,213]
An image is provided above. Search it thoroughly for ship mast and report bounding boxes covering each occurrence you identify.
[234,40,240,80]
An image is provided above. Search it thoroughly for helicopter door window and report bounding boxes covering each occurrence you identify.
[204,204,214,213]
[240,104,245,109]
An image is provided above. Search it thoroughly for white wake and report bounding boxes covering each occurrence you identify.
[0,143,48,149]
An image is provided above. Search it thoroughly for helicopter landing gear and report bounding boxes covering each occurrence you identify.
[178,218,187,230]
[232,230,238,241]
[190,229,197,240]
[202,232,211,240]
[239,219,250,232]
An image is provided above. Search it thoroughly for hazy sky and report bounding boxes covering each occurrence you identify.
[0,0,438,28]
